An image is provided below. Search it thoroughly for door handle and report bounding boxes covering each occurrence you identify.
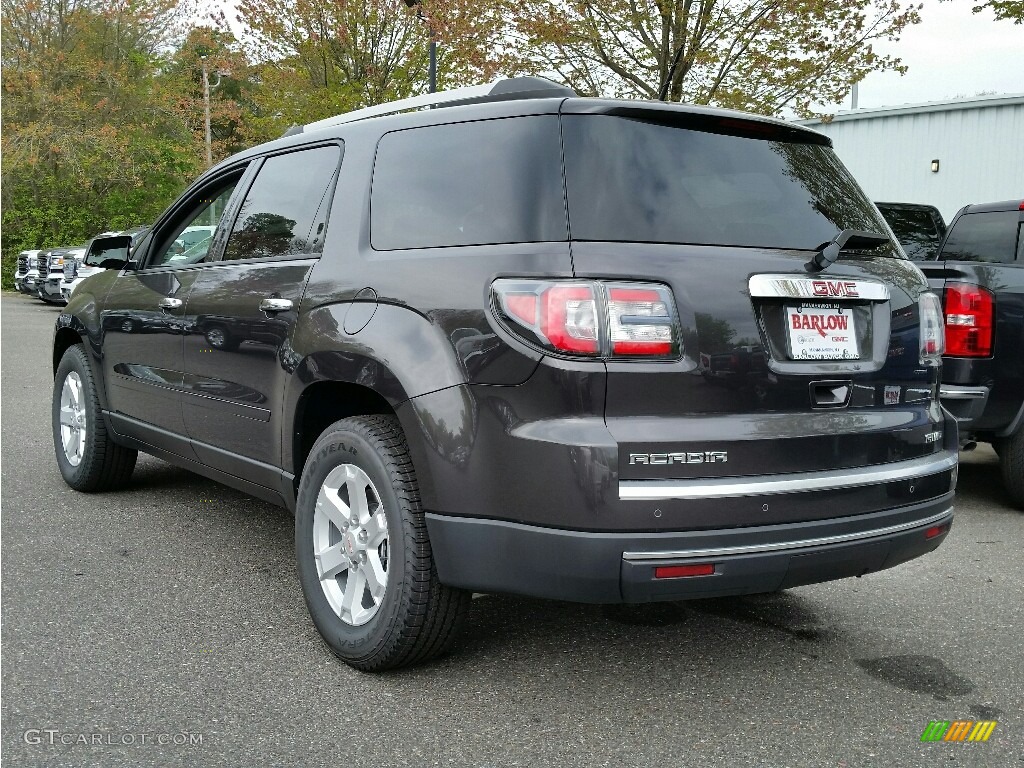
[158,297,183,312]
[260,297,294,313]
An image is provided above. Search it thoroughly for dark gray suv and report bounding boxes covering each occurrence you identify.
[52,77,957,671]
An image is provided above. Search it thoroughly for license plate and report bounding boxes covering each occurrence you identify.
[786,304,859,360]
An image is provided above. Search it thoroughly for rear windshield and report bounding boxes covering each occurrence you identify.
[876,206,943,261]
[940,211,1020,263]
[561,115,896,254]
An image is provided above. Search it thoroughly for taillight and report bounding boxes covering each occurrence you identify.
[918,292,945,363]
[606,284,674,356]
[944,283,994,357]
[492,279,680,359]
[540,284,599,354]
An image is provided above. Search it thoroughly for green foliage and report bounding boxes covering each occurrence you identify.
[1,0,204,289]
[969,0,1024,23]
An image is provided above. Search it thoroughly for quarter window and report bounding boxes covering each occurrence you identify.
[223,145,341,261]
[370,117,566,250]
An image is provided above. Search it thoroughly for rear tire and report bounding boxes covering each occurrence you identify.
[52,345,137,491]
[295,415,469,671]
[997,429,1024,511]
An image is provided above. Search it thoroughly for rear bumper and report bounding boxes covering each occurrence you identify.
[426,492,954,603]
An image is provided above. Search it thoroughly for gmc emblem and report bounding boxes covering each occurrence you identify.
[629,451,728,465]
[811,280,859,298]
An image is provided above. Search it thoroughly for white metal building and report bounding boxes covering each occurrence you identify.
[797,94,1024,223]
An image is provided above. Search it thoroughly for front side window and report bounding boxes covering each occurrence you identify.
[223,145,341,261]
[940,212,1019,263]
[370,116,566,250]
[148,181,239,268]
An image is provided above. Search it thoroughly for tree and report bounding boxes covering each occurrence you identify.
[944,0,1023,23]
[163,25,256,161]
[1,0,203,284]
[981,0,1024,22]
[234,0,514,137]
[511,0,922,117]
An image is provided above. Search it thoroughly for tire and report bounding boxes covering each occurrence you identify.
[997,429,1024,511]
[295,415,469,671]
[52,345,138,491]
[204,326,238,351]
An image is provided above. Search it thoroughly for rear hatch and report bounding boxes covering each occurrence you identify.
[560,104,948,523]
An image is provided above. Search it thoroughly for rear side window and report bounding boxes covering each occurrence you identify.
[940,212,1019,263]
[877,206,944,260]
[371,117,566,250]
[224,145,341,261]
[561,115,896,254]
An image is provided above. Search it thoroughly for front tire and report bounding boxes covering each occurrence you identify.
[52,345,137,491]
[296,415,469,671]
[997,429,1024,510]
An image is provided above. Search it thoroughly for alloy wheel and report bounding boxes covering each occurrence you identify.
[312,464,390,626]
[58,371,88,466]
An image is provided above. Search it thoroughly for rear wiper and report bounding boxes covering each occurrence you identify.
[807,229,889,272]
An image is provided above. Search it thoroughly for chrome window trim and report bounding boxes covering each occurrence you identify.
[619,452,956,501]
[622,508,952,561]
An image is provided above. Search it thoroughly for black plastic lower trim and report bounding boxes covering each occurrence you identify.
[425,493,954,603]
[104,411,294,510]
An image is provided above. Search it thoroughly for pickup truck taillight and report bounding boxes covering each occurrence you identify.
[944,283,994,357]
[491,279,680,358]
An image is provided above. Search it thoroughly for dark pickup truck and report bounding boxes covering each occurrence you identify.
[920,199,1024,508]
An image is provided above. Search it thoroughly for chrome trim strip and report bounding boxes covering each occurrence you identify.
[748,273,889,301]
[939,386,989,400]
[622,508,953,560]
[619,452,956,501]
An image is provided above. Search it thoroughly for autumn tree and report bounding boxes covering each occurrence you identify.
[1,0,202,283]
[511,0,922,116]
[163,25,256,162]
[943,0,1023,23]
[234,0,514,137]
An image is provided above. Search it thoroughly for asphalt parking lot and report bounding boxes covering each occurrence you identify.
[2,292,1022,767]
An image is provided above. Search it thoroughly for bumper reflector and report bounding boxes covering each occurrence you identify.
[654,563,715,579]
[925,524,950,540]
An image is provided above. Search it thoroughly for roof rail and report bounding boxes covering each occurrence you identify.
[283,77,575,137]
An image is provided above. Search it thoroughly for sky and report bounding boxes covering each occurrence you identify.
[829,0,1024,110]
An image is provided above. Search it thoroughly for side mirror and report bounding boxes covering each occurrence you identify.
[84,235,133,270]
